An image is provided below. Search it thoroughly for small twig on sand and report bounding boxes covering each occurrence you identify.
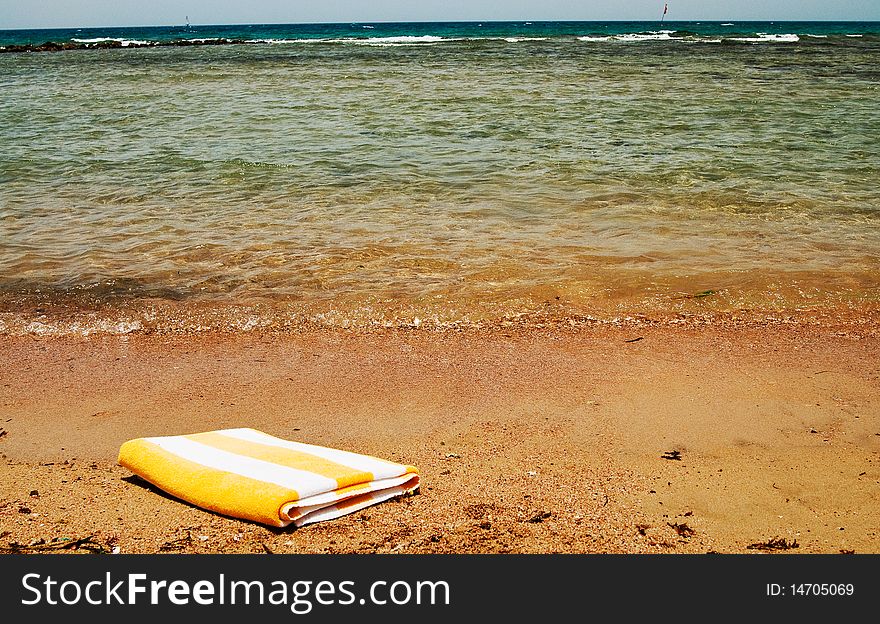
[668,522,696,538]
[673,290,717,300]
[2,535,111,554]
[159,531,192,552]
[746,537,799,551]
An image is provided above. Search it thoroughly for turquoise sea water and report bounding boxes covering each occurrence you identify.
[1,22,879,333]
[2,21,879,47]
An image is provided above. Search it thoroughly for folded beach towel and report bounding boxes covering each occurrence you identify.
[118,428,420,528]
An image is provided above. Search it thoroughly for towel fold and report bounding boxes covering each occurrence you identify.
[118,428,420,527]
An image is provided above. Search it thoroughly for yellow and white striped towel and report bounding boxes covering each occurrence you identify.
[118,428,420,528]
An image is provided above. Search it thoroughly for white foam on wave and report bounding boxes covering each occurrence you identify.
[245,38,314,44]
[502,37,549,42]
[578,30,679,43]
[576,29,806,45]
[730,33,799,43]
[231,316,268,332]
[846,34,863,38]
[617,31,677,42]
[241,35,452,46]
[346,35,448,45]
[22,319,143,337]
[71,37,151,46]
[721,23,735,26]
[806,34,828,38]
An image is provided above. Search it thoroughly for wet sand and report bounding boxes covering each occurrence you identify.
[1,314,878,554]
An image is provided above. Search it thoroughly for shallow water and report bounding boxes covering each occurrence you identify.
[1,22,879,333]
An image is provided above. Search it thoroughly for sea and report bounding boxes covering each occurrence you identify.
[1,21,878,334]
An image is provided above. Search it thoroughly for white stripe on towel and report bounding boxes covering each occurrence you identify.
[145,436,337,497]
[218,428,404,478]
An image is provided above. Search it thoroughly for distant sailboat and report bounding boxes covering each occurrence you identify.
[660,3,668,24]
[174,15,193,35]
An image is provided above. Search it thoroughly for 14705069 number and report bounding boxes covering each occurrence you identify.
[790,584,854,596]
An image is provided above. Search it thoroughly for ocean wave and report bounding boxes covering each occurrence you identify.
[574,30,849,46]
[615,33,672,42]
[247,35,456,46]
[4,29,873,55]
[239,35,452,46]
[1,300,874,337]
[728,33,800,43]
[501,37,550,43]
[244,38,317,44]
[343,35,450,45]
[71,37,150,46]
[240,30,823,47]
[578,30,697,43]
[18,318,145,337]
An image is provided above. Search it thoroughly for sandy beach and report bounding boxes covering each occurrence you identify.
[1,310,878,554]
[4,18,880,559]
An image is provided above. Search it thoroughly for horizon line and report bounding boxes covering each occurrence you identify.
[2,18,879,32]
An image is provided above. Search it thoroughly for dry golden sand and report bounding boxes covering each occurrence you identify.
[1,314,878,554]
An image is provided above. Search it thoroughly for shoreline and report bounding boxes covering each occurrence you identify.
[2,301,879,337]
[1,318,878,553]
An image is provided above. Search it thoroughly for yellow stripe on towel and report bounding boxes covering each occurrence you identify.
[118,428,420,528]
[185,431,375,489]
